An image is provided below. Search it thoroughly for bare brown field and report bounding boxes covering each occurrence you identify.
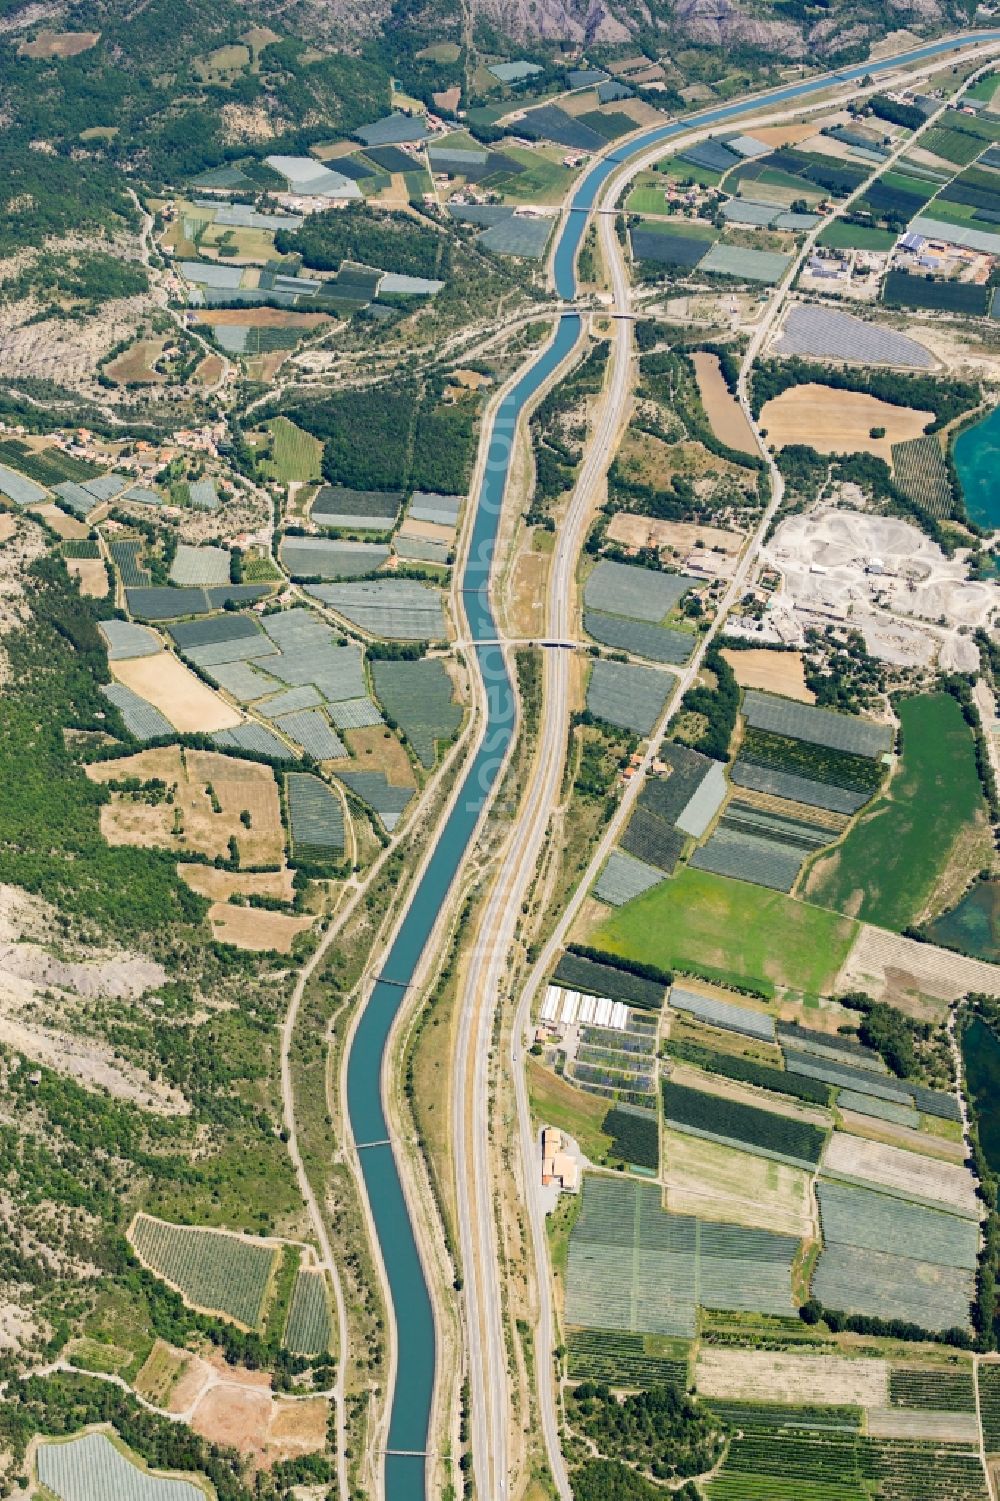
[748,121,829,147]
[607,513,743,557]
[691,352,757,455]
[823,1132,979,1217]
[28,502,89,539]
[760,385,932,463]
[111,655,242,734]
[721,648,815,703]
[89,746,285,865]
[344,725,416,785]
[0,514,17,543]
[179,866,295,902]
[68,557,108,598]
[207,903,313,953]
[193,355,224,386]
[106,339,167,385]
[663,1128,814,1238]
[433,86,462,113]
[200,307,330,329]
[696,1349,889,1407]
[247,352,289,384]
[19,29,99,57]
[159,1344,327,1468]
[397,516,455,545]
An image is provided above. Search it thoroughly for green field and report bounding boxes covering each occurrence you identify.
[491,145,574,203]
[626,185,670,214]
[817,221,898,250]
[589,866,857,997]
[806,693,987,931]
[259,416,323,484]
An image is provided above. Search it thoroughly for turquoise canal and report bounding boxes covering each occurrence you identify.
[962,1017,1000,1175]
[954,406,1000,530]
[341,32,1000,1499]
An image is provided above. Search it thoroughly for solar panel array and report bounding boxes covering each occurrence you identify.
[774,305,933,369]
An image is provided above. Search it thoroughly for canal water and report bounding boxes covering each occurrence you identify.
[342,31,1000,1499]
[954,406,1000,530]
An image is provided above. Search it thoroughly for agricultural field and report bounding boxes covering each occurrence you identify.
[759,384,933,464]
[566,1328,689,1389]
[36,1432,210,1501]
[805,694,989,929]
[663,1077,827,1168]
[588,866,857,996]
[283,1268,332,1355]
[565,1173,799,1337]
[286,771,345,863]
[721,649,814,702]
[696,1348,890,1407]
[88,746,286,866]
[891,434,953,518]
[128,1215,280,1329]
[662,1127,815,1237]
[110,654,241,735]
[256,417,323,484]
[371,657,463,767]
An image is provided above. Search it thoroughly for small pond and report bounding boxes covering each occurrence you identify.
[926,879,1000,965]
